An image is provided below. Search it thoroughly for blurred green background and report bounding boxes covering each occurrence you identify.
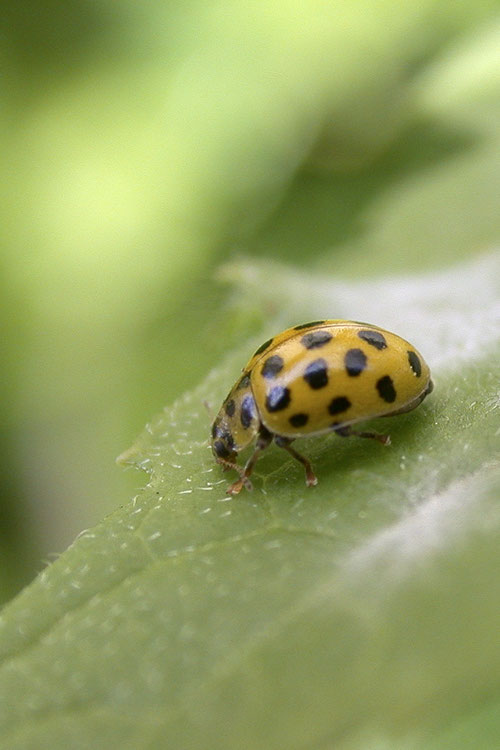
[1,0,499,604]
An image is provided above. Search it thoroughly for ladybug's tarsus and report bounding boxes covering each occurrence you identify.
[226,477,253,495]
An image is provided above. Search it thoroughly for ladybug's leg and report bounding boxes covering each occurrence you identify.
[226,427,273,495]
[215,456,253,493]
[334,425,390,445]
[274,436,318,487]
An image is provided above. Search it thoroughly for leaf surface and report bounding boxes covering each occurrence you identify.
[1,252,499,750]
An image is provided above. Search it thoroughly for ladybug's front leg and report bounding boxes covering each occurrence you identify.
[226,427,273,495]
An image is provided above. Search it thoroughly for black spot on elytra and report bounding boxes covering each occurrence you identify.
[289,413,309,428]
[240,394,256,429]
[261,354,284,379]
[224,399,235,417]
[237,373,251,389]
[358,329,387,350]
[253,338,274,357]
[266,386,291,412]
[345,348,367,376]
[293,320,326,330]
[408,350,422,377]
[303,358,329,389]
[377,375,396,403]
[301,330,333,349]
[328,396,351,415]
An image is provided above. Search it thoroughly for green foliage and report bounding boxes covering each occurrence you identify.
[1,2,500,747]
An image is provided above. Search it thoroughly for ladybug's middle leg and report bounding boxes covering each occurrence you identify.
[274,436,318,487]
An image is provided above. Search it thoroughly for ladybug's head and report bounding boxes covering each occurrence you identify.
[211,376,259,463]
[211,417,238,463]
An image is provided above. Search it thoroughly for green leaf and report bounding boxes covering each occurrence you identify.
[0,251,499,749]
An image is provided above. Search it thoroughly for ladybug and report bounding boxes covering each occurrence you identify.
[211,320,433,495]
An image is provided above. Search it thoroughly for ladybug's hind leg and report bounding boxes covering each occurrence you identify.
[274,436,318,487]
[334,425,391,445]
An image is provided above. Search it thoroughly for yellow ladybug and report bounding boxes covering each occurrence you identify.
[211,320,433,495]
